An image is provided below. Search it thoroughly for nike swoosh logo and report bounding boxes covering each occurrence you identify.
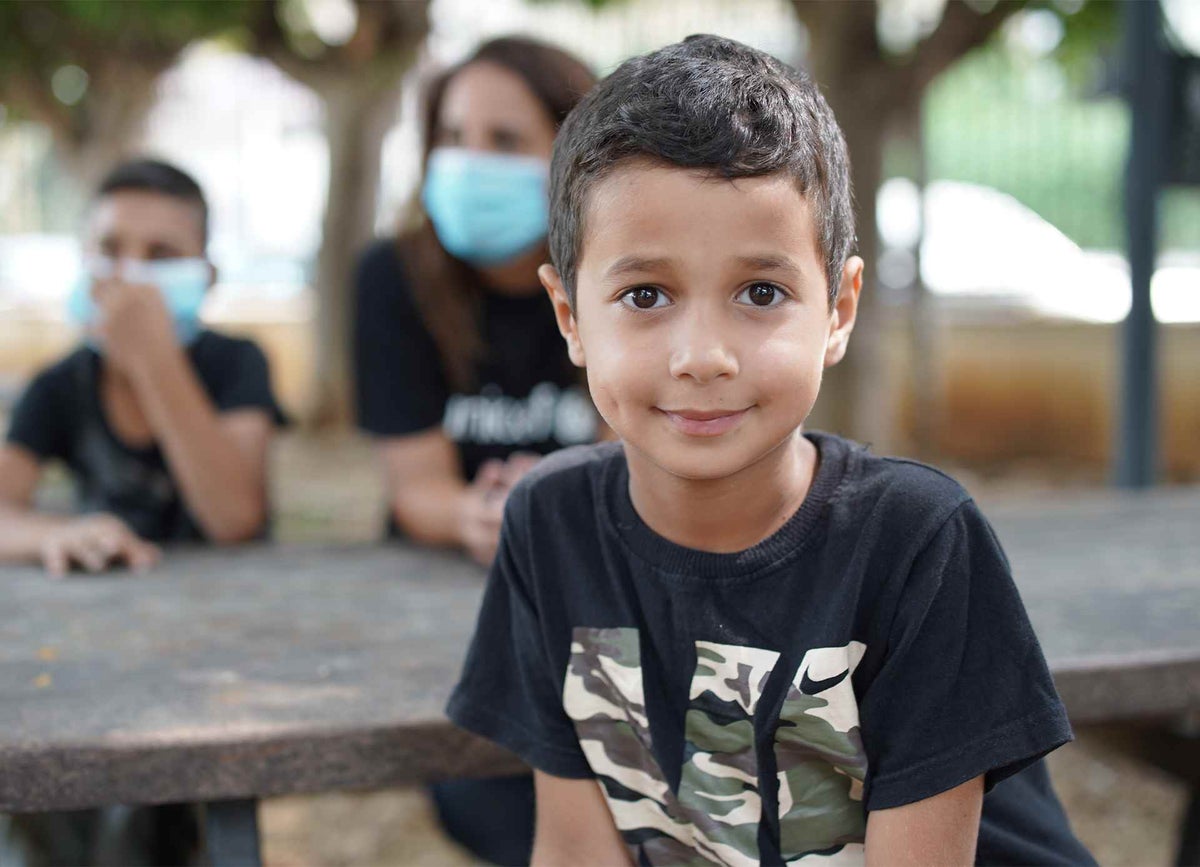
[799,668,849,695]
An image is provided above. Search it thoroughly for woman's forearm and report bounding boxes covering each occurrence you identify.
[391,478,471,547]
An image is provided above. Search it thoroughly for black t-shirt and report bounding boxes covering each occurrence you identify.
[353,239,596,482]
[5,331,286,543]
[447,433,1095,866]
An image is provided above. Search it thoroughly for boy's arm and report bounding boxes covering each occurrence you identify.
[0,445,61,562]
[129,351,271,544]
[95,275,271,544]
[0,445,158,573]
[864,774,983,867]
[532,770,631,867]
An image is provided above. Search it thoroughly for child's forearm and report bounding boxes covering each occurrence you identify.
[0,502,70,563]
[126,348,267,543]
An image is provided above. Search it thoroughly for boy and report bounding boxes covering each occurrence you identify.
[0,159,285,865]
[447,36,1094,865]
[0,158,285,575]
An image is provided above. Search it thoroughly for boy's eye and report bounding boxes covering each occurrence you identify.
[620,286,670,310]
[735,282,784,308]
[435,126,462,147]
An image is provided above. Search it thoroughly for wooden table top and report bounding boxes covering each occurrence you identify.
[3,488,1198,811]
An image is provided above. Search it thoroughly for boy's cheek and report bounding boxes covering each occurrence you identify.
[582,354,656,431]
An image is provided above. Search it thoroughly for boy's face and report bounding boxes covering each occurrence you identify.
[542,163,862,483]
[85,190,207,264]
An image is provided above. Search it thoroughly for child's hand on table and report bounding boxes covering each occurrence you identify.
[40,514,161,577]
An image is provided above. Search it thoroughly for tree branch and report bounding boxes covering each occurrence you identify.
[911,0,1026,92]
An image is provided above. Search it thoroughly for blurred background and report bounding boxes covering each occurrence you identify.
[1,0,1197,863]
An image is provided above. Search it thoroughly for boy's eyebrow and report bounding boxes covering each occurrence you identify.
[603,253,804,280]
[735,254,802,276]
[603,255,674,279]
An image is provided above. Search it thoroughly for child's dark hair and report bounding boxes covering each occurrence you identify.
[95,158,209,246]
[548,34,855,308]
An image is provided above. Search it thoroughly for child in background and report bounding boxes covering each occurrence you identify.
[0,158,285,576]
[448,35,1094,865]
[0,158,286,866]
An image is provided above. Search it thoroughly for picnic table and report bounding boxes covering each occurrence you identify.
[2,489,1199,865]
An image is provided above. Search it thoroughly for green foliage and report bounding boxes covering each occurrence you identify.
[924,8,1200,253]
[0,1,255,70]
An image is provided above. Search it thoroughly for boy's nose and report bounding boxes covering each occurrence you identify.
[668,315,739,383]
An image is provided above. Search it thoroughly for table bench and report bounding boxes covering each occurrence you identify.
[2,489,1198,864]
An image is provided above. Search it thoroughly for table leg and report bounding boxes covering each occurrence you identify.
[1179,787,1199,867]
[204,798,261,867]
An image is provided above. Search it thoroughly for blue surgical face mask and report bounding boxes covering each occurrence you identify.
[67,256,211,348]
[421,148,549,266]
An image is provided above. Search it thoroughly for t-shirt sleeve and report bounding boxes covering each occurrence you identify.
[446,486,594,779]
[858,498,1072,812]
[209,339,288,426]
[5,366,71,462]
[352,240,449,437]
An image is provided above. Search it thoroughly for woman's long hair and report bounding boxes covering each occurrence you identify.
[398,37,597,392]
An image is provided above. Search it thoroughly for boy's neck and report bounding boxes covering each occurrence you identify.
[625,429,818,554]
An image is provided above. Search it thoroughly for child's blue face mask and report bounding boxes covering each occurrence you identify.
[421,148,549,267]
[67,256,211,348]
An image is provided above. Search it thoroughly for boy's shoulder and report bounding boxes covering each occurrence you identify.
[190,328,262,356]
[188,329,271,374]
[508,441,623,515]
[23,344,96,395]
[816,431,976,537]
[520,440,622,490]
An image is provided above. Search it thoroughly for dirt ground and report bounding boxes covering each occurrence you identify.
[257,432,1189,865]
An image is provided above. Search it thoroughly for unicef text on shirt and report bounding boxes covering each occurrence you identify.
[442,383,595,446]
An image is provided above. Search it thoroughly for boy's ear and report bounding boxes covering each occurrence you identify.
[824,256,863,368]
[539,263,586,367]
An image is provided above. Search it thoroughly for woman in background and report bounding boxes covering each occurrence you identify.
[352,36,597,864]
[355,37,598,570]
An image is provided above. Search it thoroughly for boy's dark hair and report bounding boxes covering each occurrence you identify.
[548,34,855,308]
[95,158,209,246]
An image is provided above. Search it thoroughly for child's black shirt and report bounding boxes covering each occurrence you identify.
[5,331,286,543]
[447,433,1094,865]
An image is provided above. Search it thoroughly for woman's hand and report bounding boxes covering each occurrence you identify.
[39,514,161,577]
[460,460,508,567]
[458,453,542,567]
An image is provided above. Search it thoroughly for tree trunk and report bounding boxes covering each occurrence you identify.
[807,86,899,451]
[798,1,901,450]
[792,0,1020,453]
[307,79,403,427]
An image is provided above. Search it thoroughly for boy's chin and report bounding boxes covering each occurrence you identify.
[627,435,790,485]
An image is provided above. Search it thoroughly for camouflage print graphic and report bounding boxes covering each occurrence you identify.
[776,642,869,865]
[563,628,870,867]
[678,643,781,865]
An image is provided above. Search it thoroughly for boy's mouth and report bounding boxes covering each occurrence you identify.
[657,407,751,437]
